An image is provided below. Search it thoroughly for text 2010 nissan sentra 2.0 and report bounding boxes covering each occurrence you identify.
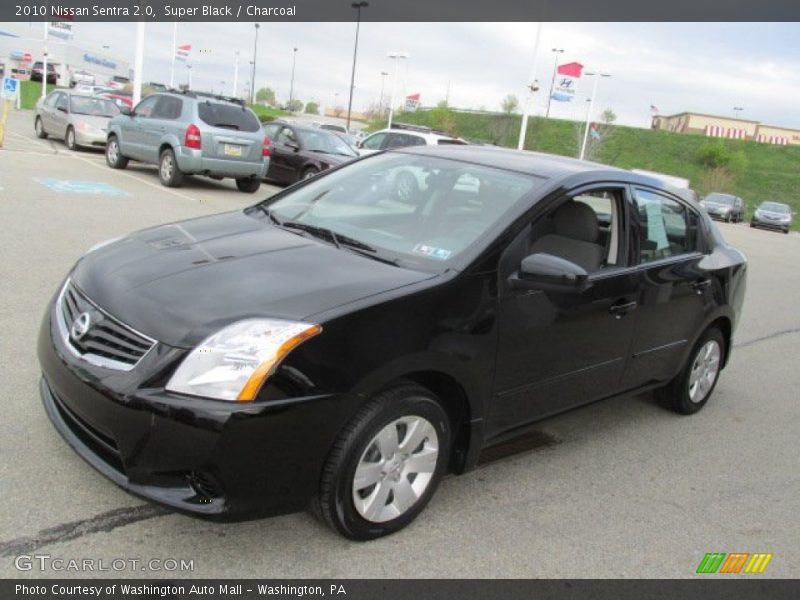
[38,146,747,540]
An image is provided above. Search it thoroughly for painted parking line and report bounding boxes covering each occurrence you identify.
[34,177,131,197]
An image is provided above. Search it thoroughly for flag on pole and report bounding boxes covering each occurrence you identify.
[404,93,421,112]
[650,104,659,114]
[175,44,192,62]
[551,62,583,102]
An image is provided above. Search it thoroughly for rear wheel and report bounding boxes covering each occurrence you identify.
[159,148,184,187]
[657,327,724,415]
[235,177,261,193]
[394,170,419,203]
[65,126,77,151]
[105,135,129,169]
[34,117,48,139]
[301,166,319,181]
[313,383,451,540]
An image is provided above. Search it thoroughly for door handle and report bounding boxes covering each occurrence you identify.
[609,300,637,319]
[691,279,712,294]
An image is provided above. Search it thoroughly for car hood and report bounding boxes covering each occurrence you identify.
[71,114,113,128]
[71,210,435,347]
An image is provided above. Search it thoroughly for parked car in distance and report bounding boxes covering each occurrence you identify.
[39,145,747,540]
[31,61,58,84]
[105,91,269,192]
[262,121,358,184]
[700,193,745,222]
[106,75,131,90]
[35,91,120,150]
[99,91,133,109]
[69,69,95,87]
[146,82,168,93]
[320,123,348,134]
[357,124,466,156]
[750,201,794,233]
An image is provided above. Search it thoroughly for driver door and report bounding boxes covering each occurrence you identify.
[488,185,639,438]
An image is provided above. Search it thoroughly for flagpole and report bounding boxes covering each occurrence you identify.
[517,22,543,150]
[132,21,145,106]
[579,71,610,160]
[41,20,48,101]
[169,22,177,89]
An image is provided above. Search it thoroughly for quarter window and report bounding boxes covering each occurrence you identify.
[634,189,699,263]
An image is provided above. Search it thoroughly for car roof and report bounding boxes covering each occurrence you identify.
[370,128,461,142]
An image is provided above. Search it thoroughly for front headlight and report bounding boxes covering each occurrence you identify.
[166,319,321,402]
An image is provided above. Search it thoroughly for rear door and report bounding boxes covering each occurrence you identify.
[195,101,262,165]
[621,187,712,388]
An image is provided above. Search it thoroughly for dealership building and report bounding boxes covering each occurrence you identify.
[0,26,130,86]
[652,112,800,146]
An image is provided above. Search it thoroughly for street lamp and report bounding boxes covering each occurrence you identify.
[387,51,409,129]
[345,2,368,131]
[288,47,298,110]
[545,48,565,118]
[733,106,744,118]
[579,71,611,160]
[250,23,260,105]
[379,71,389,117]
[186,64,192,89]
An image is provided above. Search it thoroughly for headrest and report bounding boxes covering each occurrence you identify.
[553,201,599,243]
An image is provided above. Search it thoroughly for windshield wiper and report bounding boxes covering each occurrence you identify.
[280,221,399,263]
[257,205,283,227]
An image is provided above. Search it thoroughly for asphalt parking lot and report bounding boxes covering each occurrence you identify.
[0,108,798,579]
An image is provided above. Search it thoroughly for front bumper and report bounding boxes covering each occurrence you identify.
[751,217,790,231]
[74,129,108,147]
[38,299,350,519]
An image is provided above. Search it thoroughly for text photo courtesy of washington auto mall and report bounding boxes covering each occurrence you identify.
[0,0,799,596]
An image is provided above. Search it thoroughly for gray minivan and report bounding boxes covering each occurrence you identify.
[106,92,269,193]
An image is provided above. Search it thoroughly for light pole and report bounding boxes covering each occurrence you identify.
[232,50,239,97]
[379,71,388,117]
[288,47,298,110]
[387,51,408,129]
[733,106,744,118]
[346,2,368,132]
[545,47,564,118]
[518,22,543,150]
[186,64,192,89]
[579,71,611,160]
[250,23,260,105]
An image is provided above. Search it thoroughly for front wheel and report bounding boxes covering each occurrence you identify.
[65,126,77,151]
[34,117,48,139]
[657,327,725,415]
[105,135,129,169]
[235,177,261,193]
[159,148,184,187]
[313,383,451,540]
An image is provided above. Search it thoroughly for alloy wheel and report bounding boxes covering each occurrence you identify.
[688,340,721,403]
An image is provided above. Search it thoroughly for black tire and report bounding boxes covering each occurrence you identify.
[158,148,184,187]
[34,116,48,139]
[301,166,319,181]
[312,383,451,541]
[784,229,790,234]
[235,177,261,193]
[725,213,731,223]
[65,126,77,151]
[105,135,129,169]
[749,222,755,228]
[394,170,419,203]
[657,327,725,415]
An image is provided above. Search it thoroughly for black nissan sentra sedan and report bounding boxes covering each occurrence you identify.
[38,146,747,540]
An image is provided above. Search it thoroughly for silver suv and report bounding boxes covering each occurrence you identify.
[105,92,269,193]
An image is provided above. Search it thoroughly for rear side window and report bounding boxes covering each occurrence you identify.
[634,189,700,263]
[151,96,183,119]
[197,102,260,132]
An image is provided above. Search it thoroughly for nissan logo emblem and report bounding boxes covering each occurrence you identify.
[70,312,92,341]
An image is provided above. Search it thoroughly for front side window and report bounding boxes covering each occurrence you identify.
[151,96,183,119]
[55,94,68,111]
[263,153,541,269]
[70,96,119,118]
[361,132,386,150]
[44,92,59,108]
[277,126,297,146]
[634,189,699,263]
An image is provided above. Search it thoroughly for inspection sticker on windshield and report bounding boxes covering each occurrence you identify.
[413,244,451,260]
[35,178,131,197]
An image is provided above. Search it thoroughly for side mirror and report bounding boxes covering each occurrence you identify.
[57,106,67,113]
[119,105,131,116]
[509,253,589,292]
[287,141,300,151]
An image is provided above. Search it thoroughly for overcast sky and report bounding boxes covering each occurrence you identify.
[4,21,800,129]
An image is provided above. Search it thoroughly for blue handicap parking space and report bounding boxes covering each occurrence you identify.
[35,178,131,197]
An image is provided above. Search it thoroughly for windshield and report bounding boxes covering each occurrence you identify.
[704,193,734,205]
[69,96,120,117]
[759,202,790,213]
[262,153,541,268]
[297,129,358,157]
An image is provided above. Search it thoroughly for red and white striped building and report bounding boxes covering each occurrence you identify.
[652,112,800,146]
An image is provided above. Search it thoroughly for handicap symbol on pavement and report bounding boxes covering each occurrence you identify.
[35,177,131,197]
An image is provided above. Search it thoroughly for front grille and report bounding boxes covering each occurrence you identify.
[58,280,156,370]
